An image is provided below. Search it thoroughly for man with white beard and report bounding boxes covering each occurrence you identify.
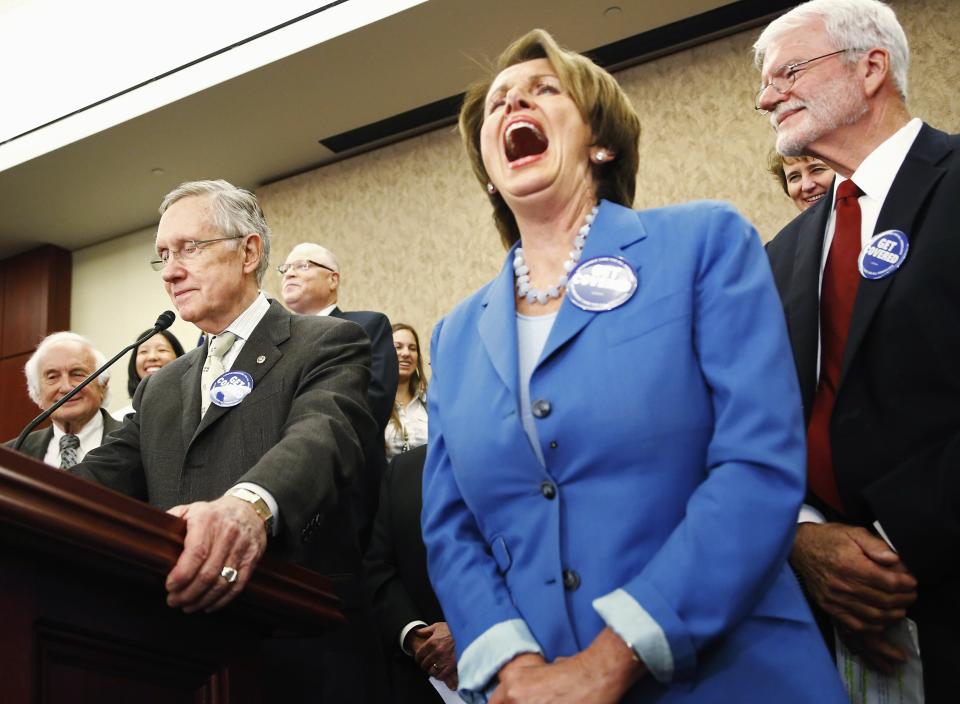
[755,1,959,700]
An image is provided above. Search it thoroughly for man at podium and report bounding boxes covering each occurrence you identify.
[70,179,383,703]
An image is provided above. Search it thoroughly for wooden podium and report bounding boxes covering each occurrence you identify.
[0,446,344,703]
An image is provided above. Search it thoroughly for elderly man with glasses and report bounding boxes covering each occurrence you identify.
[755,0,960,699]
[72,179,386,703]
[279,242,397,554]
[279,243,397,434]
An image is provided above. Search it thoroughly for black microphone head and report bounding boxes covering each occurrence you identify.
[155,310,176,331]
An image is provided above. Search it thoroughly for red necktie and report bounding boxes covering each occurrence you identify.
[807,179,862,514]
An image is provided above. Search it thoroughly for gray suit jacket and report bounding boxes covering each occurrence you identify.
[72,300,378,583]
[9,408,122,464]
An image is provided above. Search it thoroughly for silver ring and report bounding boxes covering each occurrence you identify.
[220,565,239,584]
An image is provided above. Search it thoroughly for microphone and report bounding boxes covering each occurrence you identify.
[12,311,177,452]
[154,310,175,332]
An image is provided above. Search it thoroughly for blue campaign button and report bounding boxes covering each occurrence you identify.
[566,256,638,312]
[859,230,909,280]
[209,370,253,408]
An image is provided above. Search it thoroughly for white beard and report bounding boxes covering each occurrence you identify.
[772,72,868,156]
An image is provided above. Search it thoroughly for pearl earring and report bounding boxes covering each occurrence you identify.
[594,149,608,163]
[486,182,497,195]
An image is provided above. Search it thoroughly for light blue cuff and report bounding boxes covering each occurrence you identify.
[458,619,543,703]
[593,588,674,683]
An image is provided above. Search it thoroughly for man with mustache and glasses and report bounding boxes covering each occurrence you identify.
[755,0,959,700]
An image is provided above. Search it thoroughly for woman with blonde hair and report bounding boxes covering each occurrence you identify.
[766,149,835,211]
[385,323,428,460]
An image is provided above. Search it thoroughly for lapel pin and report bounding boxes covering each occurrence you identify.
[566,256,638,311]
[256,355,266,364]
[859,230,909,280]
[209,371,254,408]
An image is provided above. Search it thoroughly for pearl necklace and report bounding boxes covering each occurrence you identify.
[514,205,598,304]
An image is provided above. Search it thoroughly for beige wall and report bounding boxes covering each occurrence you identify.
[71,226,201,410]
[72,0,960,413]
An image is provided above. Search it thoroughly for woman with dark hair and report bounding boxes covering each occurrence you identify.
[112,328,185,419]
[420,28,847,703]
[385,323,428,461]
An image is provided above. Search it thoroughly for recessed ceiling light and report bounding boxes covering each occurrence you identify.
[604,6,622,17]
[151,168,165,176]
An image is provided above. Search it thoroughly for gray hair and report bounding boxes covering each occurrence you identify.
[159,179,271,285]
[754,0,910,101]
[25,331,110,406]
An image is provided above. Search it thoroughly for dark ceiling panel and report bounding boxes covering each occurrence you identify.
[320,93,464,153]
[317,0,793,155]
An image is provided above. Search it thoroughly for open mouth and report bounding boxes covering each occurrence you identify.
[804,193,825,204]
[504,120,548,164]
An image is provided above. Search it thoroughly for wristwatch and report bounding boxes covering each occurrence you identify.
[229,486,275,534]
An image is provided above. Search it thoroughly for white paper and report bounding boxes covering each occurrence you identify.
[836,619,924,704]
[429,676,467,704]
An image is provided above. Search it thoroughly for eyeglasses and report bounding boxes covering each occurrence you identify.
[755,49,855,114]
[150,235,243,271]
[276,260,336,275]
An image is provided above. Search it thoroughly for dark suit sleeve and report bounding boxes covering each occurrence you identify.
[238,318,375,543]
[362,313,398,434]
[4,427,50,461]
[70,389,149,501]
[363,458,424,653]
[864,435,960,584]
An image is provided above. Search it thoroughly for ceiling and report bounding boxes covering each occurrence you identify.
[0,0,788,259]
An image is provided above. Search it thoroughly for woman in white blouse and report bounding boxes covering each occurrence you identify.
[385,323,428,460]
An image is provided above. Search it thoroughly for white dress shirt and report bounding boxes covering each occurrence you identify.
[384,395,428,461]
[817,118,923,287]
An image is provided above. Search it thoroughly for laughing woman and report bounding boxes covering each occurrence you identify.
[420,29,848,704]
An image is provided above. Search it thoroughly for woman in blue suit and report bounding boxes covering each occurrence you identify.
[421,29,848,704]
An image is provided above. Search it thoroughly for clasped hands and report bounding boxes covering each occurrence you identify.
[489,628,646,704]
[408,621,459,690]
[791,522,918,673]
[164,494,268,613]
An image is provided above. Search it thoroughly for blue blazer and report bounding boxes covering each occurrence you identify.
[421,200,846,702]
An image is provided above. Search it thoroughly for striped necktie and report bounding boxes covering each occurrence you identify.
[200,332,237,416]
[59,433,80,469]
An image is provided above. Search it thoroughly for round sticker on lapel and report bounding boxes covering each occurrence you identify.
[210,370,253,408]
[859,230,909,280]
[566,256,638,312]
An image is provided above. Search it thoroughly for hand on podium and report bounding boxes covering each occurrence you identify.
[164,495,268,613]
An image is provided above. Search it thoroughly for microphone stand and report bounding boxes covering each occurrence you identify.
[12,312,175,452]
